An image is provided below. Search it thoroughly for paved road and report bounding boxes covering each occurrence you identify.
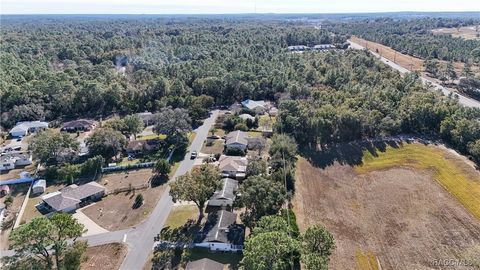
[348,40,480,108]
[0,110,220,268]
[119,109,219,270]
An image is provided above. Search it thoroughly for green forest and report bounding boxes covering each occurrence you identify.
[0,17,344,128]
[325,17,480,63]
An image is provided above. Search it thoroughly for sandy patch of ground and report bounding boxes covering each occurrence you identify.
[100,169,154,191]
[82,185,167,231]
[432,26,480,40]
[293,154,480,269]
[350,36,479,76]
[81,243,127,270]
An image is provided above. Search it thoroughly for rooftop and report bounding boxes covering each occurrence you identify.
[241,99,267,110]
[200,210,245,245]
[209,178,238,202]
[42,181,105,212]
[62,119,95,129]
[225,130,248,146]
[10,121,48,134]
[185,258,224,270]
[218,155,248,172]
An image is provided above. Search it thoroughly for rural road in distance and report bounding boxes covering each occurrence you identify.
[348,40,480,108]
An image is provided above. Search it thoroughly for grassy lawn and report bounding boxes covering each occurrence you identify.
[137,134,167,140]
[187,132,196,144]
[247,130,263,138]
[117,157,141,166]
[164,205,198,229]
[357,143,480,220]
[201,139,224,155]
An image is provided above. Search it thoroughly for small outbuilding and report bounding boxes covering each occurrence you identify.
[32,179,46,195]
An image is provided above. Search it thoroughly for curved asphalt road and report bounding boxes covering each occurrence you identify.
[348,40,480,108]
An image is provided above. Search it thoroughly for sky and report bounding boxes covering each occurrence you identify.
[1,0,479,14]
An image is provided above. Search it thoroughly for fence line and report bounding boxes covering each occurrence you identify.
[101,162,155,173]
[106,183,150,195]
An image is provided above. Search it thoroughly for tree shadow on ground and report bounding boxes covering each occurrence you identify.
[300,139,404,169]
[151,175,168,187]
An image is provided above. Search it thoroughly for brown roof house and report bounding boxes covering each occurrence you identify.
[225,131,249,151]
[126,139,161,156]
[185,258,224,270]
[61,119,96,132]
[40,182,105,213]
[218,155,248,180]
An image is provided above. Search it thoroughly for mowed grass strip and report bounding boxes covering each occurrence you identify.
[356,144,480,220]
[355,250,379,270]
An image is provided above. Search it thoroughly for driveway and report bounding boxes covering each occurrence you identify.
[348,40,480,108]
[73,209,109,236]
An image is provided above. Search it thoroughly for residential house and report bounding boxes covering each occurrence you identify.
[40,182,105,213]
[61,119,96,132]
[225,131,249,151]
[32,179,46,195]
[185,258,224,270]
[312,44,335,51]
[241,99,267,114]
[9,121,48,138]
[137,112,155,126]
[218,155,248,179]
[238,113,255,122]
[228,103,243,114]
[288,45,309,51]
[126,139,160,156]
[195,210,245,252]
[207,178,238,209]
[0,152,33,172]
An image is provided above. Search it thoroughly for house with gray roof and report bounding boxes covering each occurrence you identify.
[195,210,245,252]
[40,182,105,213]
[61,119,96,132]
[185,258,224,270]
[9,121,48,138]
[225,131,249,151]
[208,178,238,208]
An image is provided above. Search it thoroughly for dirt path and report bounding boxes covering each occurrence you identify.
[294,154,480,269]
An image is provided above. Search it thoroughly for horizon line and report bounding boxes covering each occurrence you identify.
[2,11,480,16]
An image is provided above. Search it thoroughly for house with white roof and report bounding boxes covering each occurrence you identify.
[9,121,48,137]
[241,99,267,114]
[0,152,33,172]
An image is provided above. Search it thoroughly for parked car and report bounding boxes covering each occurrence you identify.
[190,151,198,159]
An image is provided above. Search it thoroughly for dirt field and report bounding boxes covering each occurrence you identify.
[82,185,167,231]
[350,36,478,76]
[293,143,480,270]
[99,169,154,191]
[432,26,480,40]
[81,243,127,270]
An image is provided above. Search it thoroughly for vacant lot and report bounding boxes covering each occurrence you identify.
[81,243,127,270]
[432,26,480,40]
[294,143,480,270]
[350,36,478,76]
[83,169,167,231]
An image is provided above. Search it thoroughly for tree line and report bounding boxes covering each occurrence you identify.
[0,17,345,129]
